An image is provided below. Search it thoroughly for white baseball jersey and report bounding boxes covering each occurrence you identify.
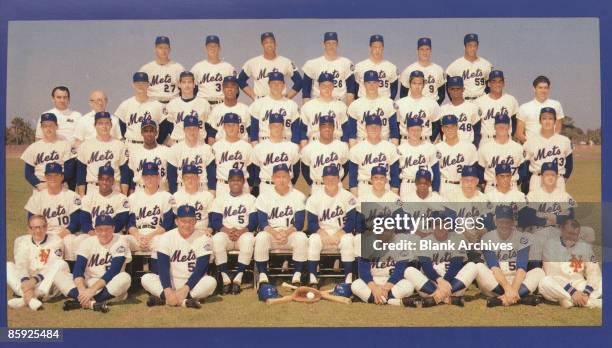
[396,95,441,140]
[306,188,357,233]
[165,96,211,142]
[357,190,401,213]
[526,188,576,216]
[486,189,527,204]
[74,111,123,142]
[302,56,354,99]
[524,133,572,176]
[300,98,348,141]
[354,58,398,98]
[128,190,174,234]
[445,188,489,205]
[518,98,565,140]
[190,59,236,102]
[398,141,437,182]
[81,190,129,223]
[349,139,399,182]
[35,108,82,142]
[435,141,478,183]
[417,233,466,271]
[401,190,446,203]
[399,61,446,101]
[301,140,349,182]
[256,188,306,228]
[212,139,253,181]
[249,96,300,141]
[252,140,300,181]
[347,96,397,141]
[543,238,598,282]
[77,138,128,184]
[167,141,215,188]
[155,228,212,281]
[139,60,185,101]
[475,93,519,139]
[127,144,169,188]
[114,97,166,142]
[25,189,81,234]
[173,189,214,233]
[241,55,299,98]
[440,101,479,143]
[208,102,251,141]
[13,234,64,277]
[211,192,256,229]
[478,139,524,184]
[21,139,75,183]
[445,57,493,98]
[482,229,530,276]
[76,234,131,279]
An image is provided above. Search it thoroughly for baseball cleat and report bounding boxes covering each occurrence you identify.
[28,298,43,311]
[92,302,109,313]
[184,298,201,309]
[146,296,165,307]
[258,273,269,285]
[231,283,242,295]
[63,300,82,311]
[222,283,232,295]
[401,297,421,308]
[449,296,465,307]
[291,272,302,285]
[486,297,503,308]
[421,297,438,308]
[518,294,541,306]
[7,298,26,309]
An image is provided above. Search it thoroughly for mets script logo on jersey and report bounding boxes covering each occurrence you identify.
[362,108,384,120]
[362,153,387,166]
[43,206,67,220]
[424,75,436,85]
[138,205,161,219]
[128,111,153,126]
[263,109,287,122]
[88,150,115,164]
[264,152,289,166]
[488,155,515,169]
[537,202,562,214]
[314,153,339,169]
[138,158,163,172]
[365,206,393,222]
[484,106,509,121]
[35,151,60,165]
[403,154,427,168]
[150,74,172,86]
[534,146,562,162]
[181,156,204,169]
[405,110,426,121]
[176,111,199,124]
[313,111,337,126]
[270,206,294,219]
[219,150,244,164]
[321,206,345,221]
[496,248,518,262]
[432,251,452,264]
[457,206,482,218]
[440,153,465,169]
[378,70,387,80]
[199,72,223,84]
[371,256,396,270]
[223,204,247,218]
[170,249,196,263]
[462,69,483,81]
[257,67,280,80]
[88,252,112,268]
[92,204,115,218]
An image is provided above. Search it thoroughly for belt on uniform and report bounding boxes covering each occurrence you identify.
[208,100,223,105]
[401,135,430,141]
[359,180,372,185]
[217,179,229,184]
[402,179,415,184]
[444,179,460,184]
[486,182,496,187]
[126,139,144,144]
[313,181,324,185]
[159,100,170,104]
[263,180,274,185]
[464,96,478,100]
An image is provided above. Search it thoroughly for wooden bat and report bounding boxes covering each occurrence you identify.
[281,282,352,305]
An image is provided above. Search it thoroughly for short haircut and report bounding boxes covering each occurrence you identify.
[562,218,580,229]
[52,86,71,98]
[532,76,550,88]
[28,214,47,227]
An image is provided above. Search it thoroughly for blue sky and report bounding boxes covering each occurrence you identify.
[6,18,600,130]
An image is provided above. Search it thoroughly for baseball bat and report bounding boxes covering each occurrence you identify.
[266,295,293,305]
[281,282,351,304]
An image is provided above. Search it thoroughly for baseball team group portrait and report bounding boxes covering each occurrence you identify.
[4,18,602,327]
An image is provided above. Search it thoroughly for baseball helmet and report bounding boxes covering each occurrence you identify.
[258,284,280,301]
[332,283,352,298]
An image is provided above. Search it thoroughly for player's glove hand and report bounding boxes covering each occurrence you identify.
[369,282,386,305]
[504,288,520,305]
[436,278,452,298]
[571,291,589,307]
[164,288,178,306]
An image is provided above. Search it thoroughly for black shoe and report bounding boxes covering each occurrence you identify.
[63,300,81,311]
[146,296,165,307]
[92,302,109,313]
[518,294,541,306]
[308,282,319,290]
[231,283,242,295]
[222,283,232,295]
[292,281,302,287]
[401,297,421,308]
[184,298,201,309]
[449,296,465,307]
[486,297,503,308]
[421,297,438,308]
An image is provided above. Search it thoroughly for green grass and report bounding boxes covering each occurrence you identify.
[5,157,602,327]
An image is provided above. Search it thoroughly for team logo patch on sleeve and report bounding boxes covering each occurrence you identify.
[123,200,130,209]
[169,197,176,205]
[116,245,126,254]
[349,197,357,206]
[55,249,63,257]
[204,242,212,252]
[520,237,529,245]
[74,197,82,205]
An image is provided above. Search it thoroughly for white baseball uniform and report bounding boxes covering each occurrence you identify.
[77,138,128,190]
[445,57,493,99]
[35,108,82,142]
[191,59,236,103]
[74,111,123,143]
[172,189,214,234]
[475,93,519,140]
[351,250,415,303]
[241,55,299,98]
[302,55,354,100]
[349,139,399,195]
[252,139,300,194]
[21,138,75,184]
[114,97,166,143]
[165,96,211,142]
[395,94,441,141]
[167,141,215,190]
[127,189,174,237]
[354,58,398,99]
[301,139,349,193]
[208,102,251,141]
[523,133,572,191]
[435,140,477,196]
[518,98,565,141]
[127,144,170,191]
[300,98,348,141]
[478,138,524,190]
[399,61,446,101]
[248,96,300,142]
[139,60,186,102]
[486,188,527,204]
[347,96,397,141]
[398,141,437,196]
[440,101,479,143]
[80,190,129,232]
[212,138,253,196]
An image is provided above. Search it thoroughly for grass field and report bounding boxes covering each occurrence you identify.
[4,147,603,327]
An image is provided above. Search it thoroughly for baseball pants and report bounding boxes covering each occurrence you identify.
[212,231,255,267]
[475,263,544,297]
[538,275,602,308]
[351,277,415,303]
[141,273,217,300]
[254,231,308,263]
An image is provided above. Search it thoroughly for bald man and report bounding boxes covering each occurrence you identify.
[74,90,123,147]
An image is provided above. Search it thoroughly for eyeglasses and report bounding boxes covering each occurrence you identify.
[30,225,47,230]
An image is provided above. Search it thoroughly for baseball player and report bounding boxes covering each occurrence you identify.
[252,114,300,195]
[34,86,82,143]
[164,71,212,145]
[526,162,576,224]
[354,35,398,99]
[485,164,528,204]
[126,162,175,251]
[74,90,122,147]
[76,112,129,196]
[191,35,237,105]
[444,165,488,202]
[114,72,166,146]
[396,70,442,143]
[7,215,67,311]
[207,76,251,143]
[80,166,129,235]
[172,164,214,235]
[435,115,478,197]
[400,169,445,203]
[397,118,440,198]
[476,205,545,307]
[238,32,302,100]
[302,32,356,105]
[212,113,254,197]
[166,115,216,194]
[142,205,216,308]
[474,70,519,141]
[523,107,572,192]
[254,164,308,286]
[209,169,256,294]
[517,75,565,143]
[127,119,170,192]
[348,115,400,197]
[538,218,601,308]
[24,163,83,261]
[21,113,75,191]
[300,115,349,194]
[478,114,525,193]
[347,70,400,144]
[440,76,480,146]
[399,38,446,104]
[56,215,131,313]
[139,36,185,103]
[445,33,493,100]
[248,71,302,146]
[300,72,350,144]
[306,165,357,288]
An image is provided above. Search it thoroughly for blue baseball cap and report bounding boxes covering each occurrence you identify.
[155,36,170,46]
[261,32,275,42]
[410,70,425,79]
[446,76,464,88]
[273,163,290,174]
[268,71,284,82]
[223,76,238,85]
[441,114,458,126]
[205,35,220,45]
[324,32,338,42]
[258,283,280,301]
[182,164,199,175]
[371,166,387,177]
[268,113,284,124]
[40,113,57,123]
[406,117,424,128]
[133,72,149,83]
[322,165,340,177]
[98,165,115,177]
[183,115,200,128]
[318,72,334,83]
[180,71,195,80]
[95,214,114,227]
[318,115,335,126]
[141,119,157,129]
[461,165,479,178]
[45,162,63,175]
[176,205,196,218]
[364,115,382,126]
[363,70,379,82]
[489,70,504,81]
[495,114,510,125]
[495,205,514,220]
[541,161,558,173]
[228,168,244,178]
[415,169,432,181]
[369,34,384,44]
[540,107,557,118]
[464,33,478,45]
[417,37,431,48]
[332,283,352,298]
[222,113,240,124]
[94,111,111,121]
[495,164,512,175]
[141,162,159,175]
